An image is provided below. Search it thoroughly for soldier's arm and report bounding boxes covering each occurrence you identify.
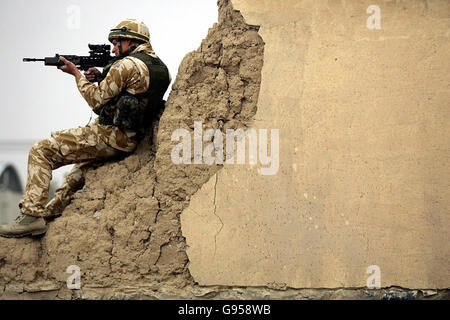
[74,60,136,111]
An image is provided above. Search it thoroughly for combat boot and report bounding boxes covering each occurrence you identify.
[0,214,48,238]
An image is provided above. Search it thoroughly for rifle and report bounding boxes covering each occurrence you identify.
[23,44,115,71]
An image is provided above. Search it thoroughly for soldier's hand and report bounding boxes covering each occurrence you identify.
[58,56,80,77]
[84,68,101,82]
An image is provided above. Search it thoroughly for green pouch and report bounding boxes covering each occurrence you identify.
[113,94,142,131]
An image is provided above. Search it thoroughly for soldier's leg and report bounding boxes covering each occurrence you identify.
[45,162,96,217]
[19,126,127,218]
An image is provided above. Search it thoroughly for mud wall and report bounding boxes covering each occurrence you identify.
[183,0,449,289]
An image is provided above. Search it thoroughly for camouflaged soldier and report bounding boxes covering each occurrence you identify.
[0,19,171,238]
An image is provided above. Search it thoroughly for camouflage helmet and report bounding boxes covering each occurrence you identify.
[108,19,150,44]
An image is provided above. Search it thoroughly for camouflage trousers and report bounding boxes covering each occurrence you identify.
[19,122,137,217]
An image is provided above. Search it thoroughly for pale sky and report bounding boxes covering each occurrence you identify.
[0,0,218,186]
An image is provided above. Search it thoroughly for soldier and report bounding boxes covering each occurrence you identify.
[0,19,171,238]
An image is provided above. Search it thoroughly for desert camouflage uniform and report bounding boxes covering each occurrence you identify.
[20,43,159,218]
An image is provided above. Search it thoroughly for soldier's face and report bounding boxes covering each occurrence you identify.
[112,39,133,57]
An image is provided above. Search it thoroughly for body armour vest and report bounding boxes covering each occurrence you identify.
[97,52,170,137]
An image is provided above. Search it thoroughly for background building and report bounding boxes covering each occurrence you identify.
[0,162,23,224]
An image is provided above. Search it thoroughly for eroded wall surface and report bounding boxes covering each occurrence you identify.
[182,0,450,288]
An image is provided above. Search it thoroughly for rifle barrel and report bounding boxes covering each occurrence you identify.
[23,58,45,62]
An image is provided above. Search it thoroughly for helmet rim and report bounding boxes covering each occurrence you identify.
[108,19,150,44]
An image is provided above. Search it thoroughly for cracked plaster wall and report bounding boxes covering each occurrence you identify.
[182,0,450,289]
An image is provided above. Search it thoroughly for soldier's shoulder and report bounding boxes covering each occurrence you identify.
[123,55,150,73]
[110,57,135,70]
